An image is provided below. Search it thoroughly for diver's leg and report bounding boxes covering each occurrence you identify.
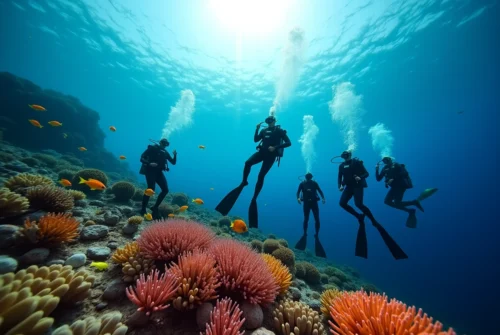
[354,188,378,224]
[339,188,361,219]
[391,188,413,213]
[311,201,320,236]
[303,202,311,234]
[384,188,410,213]
[141,171,156,214]
[152,172,169,209]
[252,156,275,200]
[242,152,263,186]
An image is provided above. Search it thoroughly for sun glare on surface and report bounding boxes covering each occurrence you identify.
[208,0,292,36]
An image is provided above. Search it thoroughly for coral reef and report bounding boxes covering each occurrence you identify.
[320,288,342,317]
[273,298,326,335]
[127,215,144,225]
[111,181,135,202]
[26,185,74,212]
[20,212,80,247]
[261,254,292,296]
[0,187,30,216]
[52,311,128,335]
[204,298,245,335]
[4,173,54,192]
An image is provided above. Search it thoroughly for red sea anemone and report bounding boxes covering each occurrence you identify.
[209,239,279,305]
[203,297,245,335]
[137,219,216,263]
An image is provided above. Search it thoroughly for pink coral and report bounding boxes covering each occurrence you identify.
[125,269,179,315]
[209,239,279,305]
[137,219,216,263]
[203,298,245,335]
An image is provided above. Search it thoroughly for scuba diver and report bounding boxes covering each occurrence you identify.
[294,173,327,258]
[335,150,408,260]
[215,114,291,228]
[139,138,177,219]
[375,156,423,228]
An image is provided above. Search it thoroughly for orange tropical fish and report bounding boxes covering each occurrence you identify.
[28,104,46,111]
[179,205,188,212]
[78,147,87,152]
[48,121,63,127]
[198,145,206,149]
[168,214,175,218]
[192,198,204,205]
[78,176,106,190]
[109,126,116,132]
[59,179,72,187]
[230,219,248,234]
[144,213,153,221]
[144,188,155,197]
[28,119,43,128]
[119,155,126,160]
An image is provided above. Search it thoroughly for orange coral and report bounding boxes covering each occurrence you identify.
[328,290,456,335]
[22,213,79,246]
[112,242,140,264]
[261,254,292,295]
[169,249,220,311]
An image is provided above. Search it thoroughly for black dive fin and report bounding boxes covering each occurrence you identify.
[248,198,258,228]
[355,216,368,259]
[215,184,244,216]
[314,236,327,258]
[150,207,160,220]
[406,212,417,228]
[295,234,307,251]
[373,222,408,260]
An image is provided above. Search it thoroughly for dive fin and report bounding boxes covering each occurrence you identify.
[406,211,417,228]
[150,207,160,220]
[414,200,424,212]
[215,184,245,216]
[248,198,258,228]
[355,215,368,259]
[314,235,327,258]
[295,234,307,251]
[373,222,408,260]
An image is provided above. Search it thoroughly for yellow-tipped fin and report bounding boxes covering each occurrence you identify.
[78,176,87,184]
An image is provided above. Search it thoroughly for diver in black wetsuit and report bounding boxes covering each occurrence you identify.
[215,115,291,228]
[376,156,423,227]
[294,173,327,258]
[139,138,177,219]
[338,150,377,225]
[335,150,408,260]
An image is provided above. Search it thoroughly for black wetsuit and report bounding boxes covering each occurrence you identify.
[297,180,325,235]
[376,163,414,213]
[243,125,291,200]
[338,158,377,223]
[139,144,177,212]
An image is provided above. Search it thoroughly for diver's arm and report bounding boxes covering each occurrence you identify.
[316,182,325,200]
[338,167,343,188]
[140,148,151,164]
[296,183,302,199]
[358,162,369,179]
[254,127,263,142]
[375,167,385,181]
[275,130,292,149]
[166,152,177,165]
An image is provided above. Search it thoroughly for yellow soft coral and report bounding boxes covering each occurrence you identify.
[273,298,326,335]
[320,288,342,317]
[4,173,54,192]
[111,242,140,264]
[127,215,144,225]
[0,187,30,216]
[111,242,154,282]
[21,213,79,247]
[51,311,128,335]
[262,254,292,295]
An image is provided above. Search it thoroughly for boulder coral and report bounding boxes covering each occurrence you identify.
[0,187,30,216]
[111,181,136,202]
[51,311,128,335]
[26,185,74,212]
[4,173,54,192]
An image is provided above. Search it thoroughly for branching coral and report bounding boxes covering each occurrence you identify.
[137,219,216,263]
[111,242,155,282]
[320,288,342,317]
[26,186,74,212]
[4,173,54,192]
[328,290,456,335]
[209,239,279,305]
[51,311,128,335]
[204,297,245,335]
[0,187,30,216]
[111,242,140,264]
[273,298,326,335]
[169,249,220,311]
[21,213,79,247]
[125,269,179,315]
[261,254,292,296]
[2,265,95,304]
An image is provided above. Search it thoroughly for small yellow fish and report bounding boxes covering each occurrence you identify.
[48,121,63,127]
[89,262,108,271]
[119,155,126,160]
[192,198,204,205]
[144,213,153,220]
[230,219,248,234]
[144,188,155,197]
[78,147,87,152]
[59,179,72,187]
[198,145,206,149]
[28,119,43,128]
[62,133,68,139]
[168,213,175,218]
[179,205,188,212]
